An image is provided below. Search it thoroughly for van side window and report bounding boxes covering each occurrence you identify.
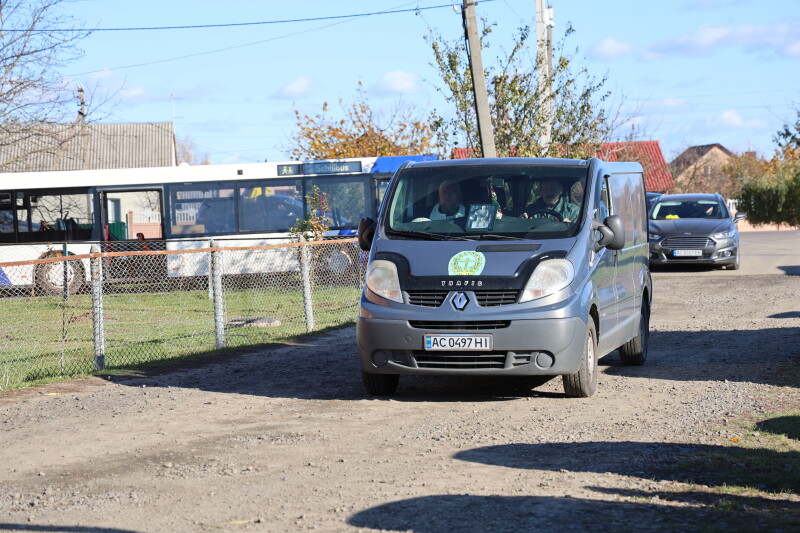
[594,177,609,222]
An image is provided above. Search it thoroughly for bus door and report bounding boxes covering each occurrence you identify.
[98,188,164,242]
[98,188,165,281]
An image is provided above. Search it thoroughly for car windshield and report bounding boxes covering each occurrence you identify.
[384,164,589,240]
[650,199,729,220]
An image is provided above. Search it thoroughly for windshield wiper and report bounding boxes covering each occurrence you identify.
[474,233,526,241]
[386,229,475,241]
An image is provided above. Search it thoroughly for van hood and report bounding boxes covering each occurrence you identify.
[373,239,575,291]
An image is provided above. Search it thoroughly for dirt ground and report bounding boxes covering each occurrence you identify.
[1,231,799,533]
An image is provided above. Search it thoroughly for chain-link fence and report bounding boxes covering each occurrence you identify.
[0,238,366,389]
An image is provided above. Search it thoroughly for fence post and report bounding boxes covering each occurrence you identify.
[210,240,225,349]
[62,242,69,301]
[90,245,105,370]
[299,236,315,332]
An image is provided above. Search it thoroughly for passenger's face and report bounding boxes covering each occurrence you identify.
[439,184,462,213]
[571,182,583,203]
[540,180,562,205]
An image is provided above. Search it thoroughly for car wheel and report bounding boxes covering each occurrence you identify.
[362,371,399,396]
[619,298,649,365]
[562,320,598,398]
[730,251,740,270]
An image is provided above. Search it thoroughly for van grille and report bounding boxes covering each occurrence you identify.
[406,290,520,307]
[661,237,713,249]
[406,291,448,307]
[408,320,510,330]
[389,350,536,369]
[475,290,519,306]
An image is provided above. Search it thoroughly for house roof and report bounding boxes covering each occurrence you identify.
[0,122,176,172]
[670,143,734,171]
[451,140,674,192]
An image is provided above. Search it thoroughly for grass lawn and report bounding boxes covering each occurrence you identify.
[0,283,361,389]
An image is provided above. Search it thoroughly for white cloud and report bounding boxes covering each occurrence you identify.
[661,98,688,108]
[652,21,800,58]
[370,71,422,96]
[274,77,314,100]
[589,37,633,60]
[716,109,768,129]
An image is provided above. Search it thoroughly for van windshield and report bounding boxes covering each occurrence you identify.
[385,164,589,240]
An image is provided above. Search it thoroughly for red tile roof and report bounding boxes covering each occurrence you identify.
[450,140,674,192]
[596,141,674,192]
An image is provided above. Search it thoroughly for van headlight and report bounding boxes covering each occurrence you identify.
[365,260,403,303]
[520,259,575,303]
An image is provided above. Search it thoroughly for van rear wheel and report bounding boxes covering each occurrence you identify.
[362,371,399,396]
[619,299,649,366]
[563,320,598,398]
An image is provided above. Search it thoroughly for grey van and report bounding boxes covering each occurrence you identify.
[356,158,651,398]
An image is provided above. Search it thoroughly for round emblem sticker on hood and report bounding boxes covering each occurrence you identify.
[448,251,486,276]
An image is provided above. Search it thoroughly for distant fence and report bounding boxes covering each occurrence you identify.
[0,239,366,389]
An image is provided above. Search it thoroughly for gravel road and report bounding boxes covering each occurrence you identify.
[1,231,799,533]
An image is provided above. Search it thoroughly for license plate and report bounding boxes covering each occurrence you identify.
[424,334,493,351]
[673,249,703,257]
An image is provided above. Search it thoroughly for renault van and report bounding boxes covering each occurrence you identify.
[356,158,651,397]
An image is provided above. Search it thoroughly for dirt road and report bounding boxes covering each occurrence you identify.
[2,231,799,532]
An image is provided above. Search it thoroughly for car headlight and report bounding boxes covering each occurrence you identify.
[365,260,403,303]
[648,233,661,241]
[520,259,575,303]
[713,229,736,240]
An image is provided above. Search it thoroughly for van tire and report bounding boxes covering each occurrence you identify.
[362,371,399,396]
[619,299,649,366]
[562,320,598,398]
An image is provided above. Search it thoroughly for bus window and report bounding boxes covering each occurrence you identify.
[168,182,236,236]
[13,189,94,242]
[238,179,303,232]
[103,191,163,240]
[306,176,370,230]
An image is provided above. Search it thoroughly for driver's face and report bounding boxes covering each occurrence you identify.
[439,183,462,211]
[540,180,562,205]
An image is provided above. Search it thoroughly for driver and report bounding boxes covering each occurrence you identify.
[522,178,579,222]
[429,179,466,220]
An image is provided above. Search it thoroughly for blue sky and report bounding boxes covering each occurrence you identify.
[64,0,799,164]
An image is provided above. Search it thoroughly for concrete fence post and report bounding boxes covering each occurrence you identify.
[90,245,105,370]
[210,240,225,349]
[299,237,314,332]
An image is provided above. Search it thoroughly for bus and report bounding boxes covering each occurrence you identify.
[0,155,437,294]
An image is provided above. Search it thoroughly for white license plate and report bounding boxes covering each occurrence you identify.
[673,249,703,257]
[424,334,493,351]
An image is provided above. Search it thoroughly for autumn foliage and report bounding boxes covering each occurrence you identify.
[287,83,436,160]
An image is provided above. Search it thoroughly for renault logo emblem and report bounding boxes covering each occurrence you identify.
[452,292,469,311]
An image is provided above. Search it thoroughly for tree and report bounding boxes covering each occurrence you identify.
[426,22,611,158]
[0,0,92,169]
[286,82,436,160]
[176,136,210,165]
[735,112,800,228]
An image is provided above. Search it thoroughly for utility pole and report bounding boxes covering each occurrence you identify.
[462,0,496,158]
[535,0,554,152]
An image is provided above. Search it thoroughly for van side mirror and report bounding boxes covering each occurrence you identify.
[358,217,376,251]
[594,215,625,252]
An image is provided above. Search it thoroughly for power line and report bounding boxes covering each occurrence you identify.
[15,2,496,33]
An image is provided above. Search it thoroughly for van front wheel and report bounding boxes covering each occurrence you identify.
[362,371,399,396]
[562,320,598,398]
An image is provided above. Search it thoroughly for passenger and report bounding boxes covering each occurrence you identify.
[522,178,579,222]
[570,181,584,207]
[429,179,466,220]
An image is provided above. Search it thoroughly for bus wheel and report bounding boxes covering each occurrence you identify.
[36,259,84,296]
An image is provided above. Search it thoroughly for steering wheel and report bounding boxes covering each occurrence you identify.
[525,208,565,222]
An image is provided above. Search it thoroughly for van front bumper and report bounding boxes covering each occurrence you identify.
[357,316,586,376]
